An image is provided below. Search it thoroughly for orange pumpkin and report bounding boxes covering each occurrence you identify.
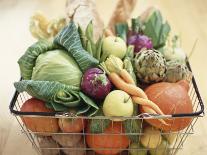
[140,80,193,131]
[86,122,130,155]
[21,98,59,135]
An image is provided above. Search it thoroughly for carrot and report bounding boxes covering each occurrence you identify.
[108,73,147,99]
[132,96,165,115]
[120,69,136,85]
[142,106,169,126]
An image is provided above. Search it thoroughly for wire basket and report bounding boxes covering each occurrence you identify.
[9,61,204,155]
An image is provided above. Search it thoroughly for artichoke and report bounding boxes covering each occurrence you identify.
[134,49,166,83]
[165,60,192,83]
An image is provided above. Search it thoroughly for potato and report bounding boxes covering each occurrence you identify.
[38,136,59,155]
[140,126,162,149]
[63,138,86,155]
[52,134,82,147]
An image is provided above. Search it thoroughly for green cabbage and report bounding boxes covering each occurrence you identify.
[32,49,82,87]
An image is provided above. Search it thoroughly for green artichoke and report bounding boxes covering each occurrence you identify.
[134,49,167,83]
[165,60,192,83]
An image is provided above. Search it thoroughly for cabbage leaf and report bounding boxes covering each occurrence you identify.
[54,22,99,72]
[14,80,99,116]
[31,49,82,87]
[14,80,81,107]
[18,40,58,80]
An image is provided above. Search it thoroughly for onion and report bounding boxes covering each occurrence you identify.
[127,34,153,53]
[81,68,112,100]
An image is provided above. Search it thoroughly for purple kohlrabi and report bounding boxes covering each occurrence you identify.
[127,34,153,53]
[81,68,112,100]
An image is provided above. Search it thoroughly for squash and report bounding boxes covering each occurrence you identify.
[140,80,193,131]
[20,98,59,135]
[86,122,130,155]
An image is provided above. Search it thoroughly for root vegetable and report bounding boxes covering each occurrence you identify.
[58,118,85,133]
[62,138,86,155]
[52,134,82,147]
[38,136,59,155]
[108,73,147,98]
[140,126,162,149]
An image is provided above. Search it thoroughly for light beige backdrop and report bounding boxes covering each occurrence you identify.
[0,0,206,154]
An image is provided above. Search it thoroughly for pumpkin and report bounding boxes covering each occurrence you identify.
[86,122,130,155]
[140,80,193,131]
[20,98,59,135]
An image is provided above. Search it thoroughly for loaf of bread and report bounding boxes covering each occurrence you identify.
[108,0,138,33]
[65,0,104,41]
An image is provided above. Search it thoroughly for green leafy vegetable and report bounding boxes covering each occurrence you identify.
[115,23,128,41]
[54,22,99,72]
[131,17,145,33]
[14,80,99,116]
[14,80,81,107]
[123,104,141,143]
[18,40,58,80]
[32,49,82,87]
[18,40,82,87]
[143,10,171,49]
[79,92,99,110]
[89,108,110,133]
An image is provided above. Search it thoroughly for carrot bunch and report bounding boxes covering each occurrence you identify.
[100,56,168,125]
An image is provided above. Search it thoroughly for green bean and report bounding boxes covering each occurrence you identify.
[86,40,93,56]
[95,36,104,60]
[78,25,87,49]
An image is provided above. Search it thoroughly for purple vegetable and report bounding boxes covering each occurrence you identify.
[127,34,153,53]
[81,68,112,100]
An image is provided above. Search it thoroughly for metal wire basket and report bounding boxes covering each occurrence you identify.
[9,62,204,155]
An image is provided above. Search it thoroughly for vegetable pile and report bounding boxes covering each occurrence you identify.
[15,6,194,155]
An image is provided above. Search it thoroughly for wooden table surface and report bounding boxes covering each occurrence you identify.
[0,0,206,154]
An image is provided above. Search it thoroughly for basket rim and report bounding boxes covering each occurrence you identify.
[9,61,205,119]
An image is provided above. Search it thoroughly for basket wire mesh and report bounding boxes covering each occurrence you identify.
[9,62,204,155]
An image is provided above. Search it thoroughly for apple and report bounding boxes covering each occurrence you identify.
[102,36,127,60]
[103,90,133,121]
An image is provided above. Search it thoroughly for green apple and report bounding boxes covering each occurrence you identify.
[103,90,133,121]
[102,36,127,60]
[129,143,147,155]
